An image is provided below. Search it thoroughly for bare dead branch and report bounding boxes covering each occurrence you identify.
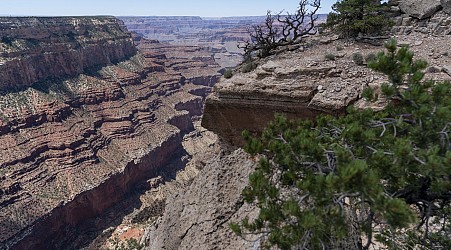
[239,0,321,58]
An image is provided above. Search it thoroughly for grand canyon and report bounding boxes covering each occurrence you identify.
[1,0,450,249]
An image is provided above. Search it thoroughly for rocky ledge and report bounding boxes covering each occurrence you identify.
[202,26,451,145]
[202,41,364,145]
[0,17,220,249]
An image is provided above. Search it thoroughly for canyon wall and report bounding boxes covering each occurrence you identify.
[0,17,137,90]
[119,16,262,43]
[120,16,327,69]
[120,16,263,69]
[0,17,220,249]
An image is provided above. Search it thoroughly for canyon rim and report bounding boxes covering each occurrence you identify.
[1,0,450,249]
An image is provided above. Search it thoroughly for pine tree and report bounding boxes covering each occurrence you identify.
[324,0,393,38]
[230,39,451,249]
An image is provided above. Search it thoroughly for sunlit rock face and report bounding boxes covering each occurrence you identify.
[0,17,220,249]
[0,17,137,90]
[391,0,451,35]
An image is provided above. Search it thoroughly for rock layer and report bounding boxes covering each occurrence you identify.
[0,17,220,249]
[202,42,365,145]
[0,17,136,90]
[142,7,451,250]
[120,16,326,69]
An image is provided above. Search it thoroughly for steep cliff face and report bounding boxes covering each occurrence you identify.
[145,149,259,250]
[0,17,136,90]
[202,42,364,145]
[0,17,220,249]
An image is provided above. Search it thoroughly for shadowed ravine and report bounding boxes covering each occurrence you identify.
[0,16,220,249]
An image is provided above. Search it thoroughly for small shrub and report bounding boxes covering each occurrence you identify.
[336,45,344,51]
[241,61,257,73]
[325,53,336,61]
[1,36,13,46]
[224,69,233,79]
[110,237,144,250]
[353,52,364,65]
[365,53,377,63]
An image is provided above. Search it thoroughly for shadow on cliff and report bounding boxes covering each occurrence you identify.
[0,57,135,96]
[61,148,190,250]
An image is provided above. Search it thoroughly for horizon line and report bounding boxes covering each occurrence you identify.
[0,13,329,18]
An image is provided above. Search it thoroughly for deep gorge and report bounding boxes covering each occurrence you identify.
[0,16,220,249]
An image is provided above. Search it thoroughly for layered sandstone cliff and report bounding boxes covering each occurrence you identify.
[202,33,451,145]
[120,16,264,69]
[0,17,137,90]
[0,17,220,249]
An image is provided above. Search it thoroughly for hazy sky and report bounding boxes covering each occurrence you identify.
[1,0,337,17]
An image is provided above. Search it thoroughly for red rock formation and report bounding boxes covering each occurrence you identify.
[0,17,136,90]
[0,17,220,249]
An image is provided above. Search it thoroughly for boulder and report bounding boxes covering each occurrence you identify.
[399,0,442,19]
[442,0,451,14]
[442,65,451,76]
[388,0,401,6]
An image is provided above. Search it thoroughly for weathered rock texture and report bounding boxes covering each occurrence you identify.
[443,0,451,14]
[203,24,451,145]
[202,41,364,145]
[391,0,451,35]
[0,17,137,90]
[144,149,259,250]
[124,7,451,250]
[0,17,220,249]
[398,0,442,19]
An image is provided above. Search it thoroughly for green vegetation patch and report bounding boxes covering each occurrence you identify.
[231,39,451,249]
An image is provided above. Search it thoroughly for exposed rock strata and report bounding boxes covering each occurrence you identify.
[120,15,327,69]
[120,16,261,69]
[0,17,220,249]
[203,25,451,144]
[203,44,364,145]
[146,44,450,250]
[0,17,136,90]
